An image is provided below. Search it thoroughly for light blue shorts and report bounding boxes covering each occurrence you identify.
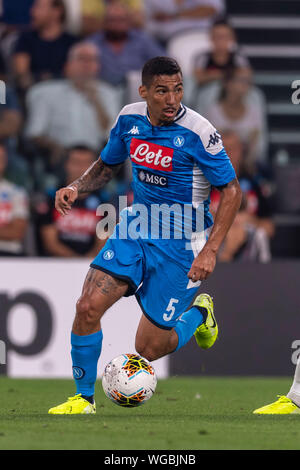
[91,226,210,330]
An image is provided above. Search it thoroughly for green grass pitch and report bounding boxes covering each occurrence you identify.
[0,376,300,450]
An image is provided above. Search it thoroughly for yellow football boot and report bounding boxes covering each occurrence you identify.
[253,395,300,415]
[193,293,218,349]
[48,394,96,415]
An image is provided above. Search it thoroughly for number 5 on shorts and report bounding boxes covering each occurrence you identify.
[163,298,179,322]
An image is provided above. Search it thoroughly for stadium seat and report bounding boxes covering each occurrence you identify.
[166,30,211,77]
[125,70,143,105]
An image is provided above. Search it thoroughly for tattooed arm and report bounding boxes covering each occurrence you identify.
[188,178,242,282]
[55,157,122,216]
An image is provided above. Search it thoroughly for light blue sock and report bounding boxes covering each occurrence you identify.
[71,330,103,396]
[174,307,204,351]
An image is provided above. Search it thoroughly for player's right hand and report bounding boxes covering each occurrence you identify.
[55,186,78,216]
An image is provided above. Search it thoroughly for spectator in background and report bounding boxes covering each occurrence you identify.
[0,0,34,72]
[203,67,267,170]
[88,2,164,86]
[0,143,29,256]
[193,19,250,86]
[210,131,274,263]
[12,0,78,93]
[24,42,121,179]
[35,146,106,257]
[145,0,224,45]
[0,85,28,187]
[79,0,145,36]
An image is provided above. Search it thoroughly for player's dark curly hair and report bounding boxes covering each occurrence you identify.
[142,57,182,88]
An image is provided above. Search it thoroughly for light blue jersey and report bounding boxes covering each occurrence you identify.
[101,101,235,238]
[92,102,236,328]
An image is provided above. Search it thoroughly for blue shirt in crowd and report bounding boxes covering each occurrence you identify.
[1,0,34,25]
[14,30,78,81]
[88,30,165,86]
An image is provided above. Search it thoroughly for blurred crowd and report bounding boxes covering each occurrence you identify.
[0,0,275,261]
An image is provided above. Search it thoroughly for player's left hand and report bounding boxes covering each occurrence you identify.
[188,247,217,282]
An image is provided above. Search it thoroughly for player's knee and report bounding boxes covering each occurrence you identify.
[135,341,161,362]
[137,348,157,362]
[76,295,102,326]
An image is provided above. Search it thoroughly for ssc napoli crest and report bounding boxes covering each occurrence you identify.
[103,249,115,261]
[173,135,185,148]
[72,366,85,379]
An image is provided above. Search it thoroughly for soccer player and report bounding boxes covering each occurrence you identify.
[253,361,300,415]
[49,56,242,415]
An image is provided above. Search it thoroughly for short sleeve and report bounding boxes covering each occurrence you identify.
[100,115,129,166]
[194,121,236,187]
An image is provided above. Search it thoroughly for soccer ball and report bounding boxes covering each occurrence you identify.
[102,353,157,407]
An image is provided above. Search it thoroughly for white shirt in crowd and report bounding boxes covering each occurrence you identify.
[204,100,266,160]
[145,0,225,42]
[0,179,29,254]
[25,79,122,151]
